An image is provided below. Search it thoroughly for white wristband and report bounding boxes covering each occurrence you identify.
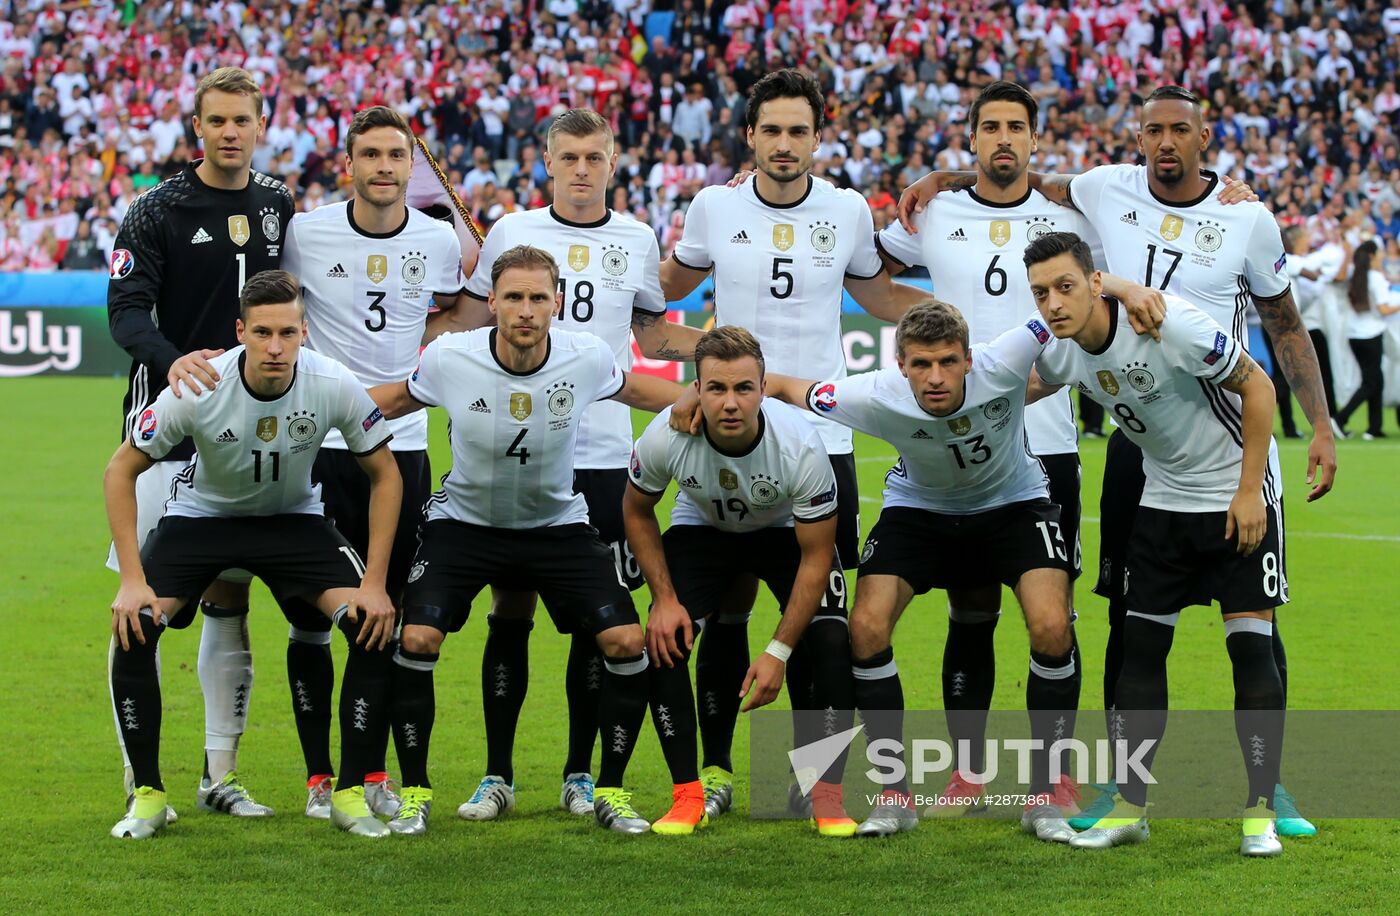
[763,639,793,663]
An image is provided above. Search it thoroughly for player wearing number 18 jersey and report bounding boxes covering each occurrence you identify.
[1025,232,1287,858]
[762,302,1081,843]
[459,111,705,821]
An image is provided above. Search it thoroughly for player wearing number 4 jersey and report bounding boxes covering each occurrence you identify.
[369,245,685,836]
[762,302,1081,843]
[625,327,856,837]
[1024,232,1288,858]
[106,271,402,840]
[459,110,705,821]
[105,67,294,823]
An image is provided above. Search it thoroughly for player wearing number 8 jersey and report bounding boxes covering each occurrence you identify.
[761,302,1081,843]
[459,110,706,821]
[1025,232,1288,858]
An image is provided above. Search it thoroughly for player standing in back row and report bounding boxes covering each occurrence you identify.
[106,66,294,819]
[458,109,705,822]
[661,69,932,816]
[900,85,1334,834]
[281,106,480,823]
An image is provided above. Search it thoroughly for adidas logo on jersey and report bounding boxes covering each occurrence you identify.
[1120,211,1139,226]
[911,428,932,439]
[730,230,751,244]
[191,227,213,244]
[326,263,349,278]
[946,228,967,241]
[469,397,491,413]
[679,475,702,489]
[215,428,239,443]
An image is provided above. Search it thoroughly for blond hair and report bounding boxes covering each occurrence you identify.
[194,67,263,119]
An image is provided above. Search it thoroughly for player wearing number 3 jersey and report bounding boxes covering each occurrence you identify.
[761,302,1081,843]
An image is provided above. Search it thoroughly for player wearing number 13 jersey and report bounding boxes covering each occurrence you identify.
[762,302,1081,842]
[1024,233,1289,858]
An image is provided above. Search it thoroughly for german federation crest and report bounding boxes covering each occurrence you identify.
[402,252,426,284]
[989,220,1011,247]
[772,224,795,251]
[750,474,780,506]
[286,410,317,442]
[260,206,280,242]
[547,383,575,416]
[983,397,1010,421]
[256,416,278,442]
[228,215,251,247]
[367,255,388,285]
[1096,370,1120,396]
[810,221,836,252]
[602,246,628,275]
[1159,214,1184,242]
[1125,361,1155,393]
[568,245,589,272]
[1194,221,1224,252]
[947,416,972,435]
[509,392,532,421]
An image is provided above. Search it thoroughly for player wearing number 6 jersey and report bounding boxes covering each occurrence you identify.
[105,67,294,822]
[1024,233,1287,858]
[106,271,402,840]
[761,302,1081,843]
[459,110,706,821]
[368,245,685,836]
[281,107,476,821]
[624,327,856,837]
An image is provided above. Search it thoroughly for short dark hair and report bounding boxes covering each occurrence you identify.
[969,81,1038,133]
[694,325,765,378]
[1145,84,1201,107]
[745,68,825,132]
[895,301,968,355]
[1022,231,1097,277]
[346,106,414,156]
[491,244,560,289]
[239,269,303,319]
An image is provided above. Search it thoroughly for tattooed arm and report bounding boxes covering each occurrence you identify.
[631,308,705,361]
[1254,288,1338,501]
[1218,352,1275,555]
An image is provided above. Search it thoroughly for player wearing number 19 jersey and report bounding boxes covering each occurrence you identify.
[763,302,1081,843]
[1025,232,1287,858]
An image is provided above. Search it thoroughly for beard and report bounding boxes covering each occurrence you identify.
[1151,159,1187,185]
[983,155,1023,188]
[759,157,806,182]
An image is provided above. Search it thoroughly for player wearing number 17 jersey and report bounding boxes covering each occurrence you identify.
[459,110,706,821]
[1024,232,1287,858]
[762,302,1081,843]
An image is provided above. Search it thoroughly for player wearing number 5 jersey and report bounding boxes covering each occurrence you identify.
[459,110,706,821]
[105,67,294,823]
[1025,232,1288,858]
[761,302,1081,843]
[280,107,475,821]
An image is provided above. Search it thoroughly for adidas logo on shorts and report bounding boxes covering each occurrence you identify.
[469,397,491,413]
[191,227,213,244]
[730,230,750,244]
[911,428,932,439]
[946,228,967,241]
[326,263,349,278]
[679,475,701,488]
[1120,210,1139,225]
[215,428,239,443]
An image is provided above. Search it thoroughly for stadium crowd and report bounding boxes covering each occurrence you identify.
[2,0,1400,271]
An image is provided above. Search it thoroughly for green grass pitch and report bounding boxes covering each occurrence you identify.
[2,377,1399,913]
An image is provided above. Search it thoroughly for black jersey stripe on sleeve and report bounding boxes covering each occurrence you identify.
[627,478,666,498]
[794,508,839,524]
[669,251,711,271]
[351,435,394,458]
[873,232,910,269]
[1197,378,1245,448]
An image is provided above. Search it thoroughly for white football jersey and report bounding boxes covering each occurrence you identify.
[133,347,391,519]
[466,207,664,469]
[1067,165,1291,342]
[283,201,464,452]
[408,327,625,528]
[673,176,885,454]
[629,399,838,533]
[805,321,1051,514]
[1035,297,1283,512]
[878,187,1104,456]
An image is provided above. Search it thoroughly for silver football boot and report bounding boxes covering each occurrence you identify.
[1021,803,1076,843]
[700,766,734,819]
[1241,801,1284,857]
[560,772,595,817]
[305,776,335,820]
[111,787,169,839]
[197,771,274,817]
[388,787,433,836]
[593,787,650,834]
[365,777,402,818]
[1069,797,1150,849]
[329,786,390,838]
[856,798,919,837]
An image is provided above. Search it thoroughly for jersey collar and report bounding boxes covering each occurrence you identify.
[488,328,552,376]
[1148,168,1220,209]
[967,186,1032,209]
[238,350,298,401]
[1086,296,1121,356]
[752,173,814,209]
[702,408,767,457]
[548,206,612,229]
[347,199,410,239]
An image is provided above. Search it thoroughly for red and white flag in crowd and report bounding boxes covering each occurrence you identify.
[407,137,483,277]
